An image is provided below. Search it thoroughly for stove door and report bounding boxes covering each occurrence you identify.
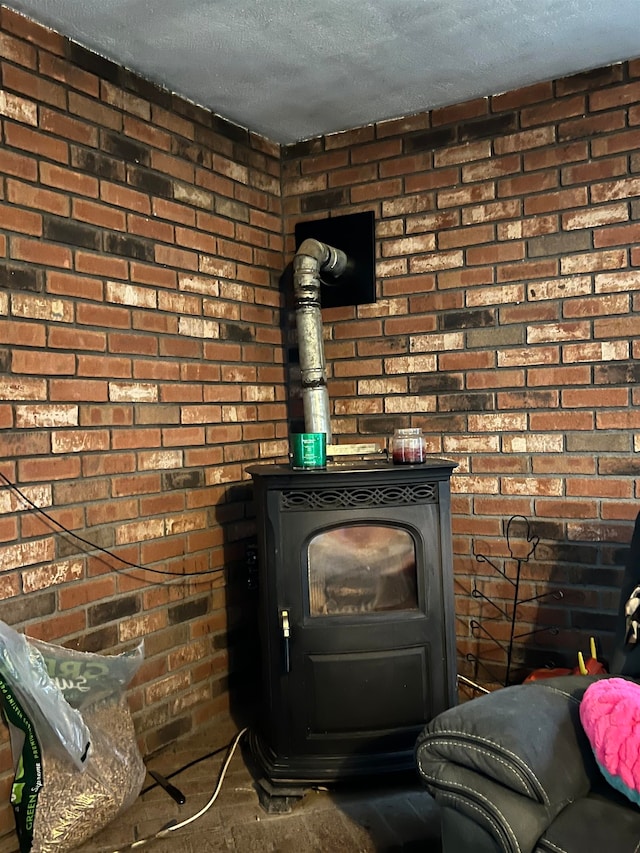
[279,503,451,772]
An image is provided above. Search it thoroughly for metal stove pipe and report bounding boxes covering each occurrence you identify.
[292,238,349,442]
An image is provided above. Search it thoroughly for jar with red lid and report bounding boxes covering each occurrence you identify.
[391,428,426,464]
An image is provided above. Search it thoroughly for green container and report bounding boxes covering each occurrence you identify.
[290,433,326,469]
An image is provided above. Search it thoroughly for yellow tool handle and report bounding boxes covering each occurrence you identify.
[577,651,588,675]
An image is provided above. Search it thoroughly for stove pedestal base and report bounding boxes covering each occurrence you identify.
[255,776,308,814]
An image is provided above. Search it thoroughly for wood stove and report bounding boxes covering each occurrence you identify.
[247,459,457,789]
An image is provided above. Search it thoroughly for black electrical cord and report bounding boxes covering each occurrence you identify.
[141,741,229,796]
[0,472,226,580]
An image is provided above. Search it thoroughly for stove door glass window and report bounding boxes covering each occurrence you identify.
[307,524,418,616]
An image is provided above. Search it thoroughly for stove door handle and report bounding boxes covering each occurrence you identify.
[281,609,291,673]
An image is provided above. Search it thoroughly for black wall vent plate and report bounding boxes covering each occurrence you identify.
[294,210,376,309]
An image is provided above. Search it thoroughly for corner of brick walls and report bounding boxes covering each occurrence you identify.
[283,58,640,687]
[0,6,287,837]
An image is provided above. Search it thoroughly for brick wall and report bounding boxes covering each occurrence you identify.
[282,60,640,689]
[0,7,286,837]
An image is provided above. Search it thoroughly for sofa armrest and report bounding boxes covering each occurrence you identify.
[415,676,602,853]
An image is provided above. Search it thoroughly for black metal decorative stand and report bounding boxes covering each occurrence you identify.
[466,515,563,687]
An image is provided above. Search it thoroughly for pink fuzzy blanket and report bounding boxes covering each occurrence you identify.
[580,677,640,806]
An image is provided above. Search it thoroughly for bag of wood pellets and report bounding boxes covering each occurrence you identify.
[0,620,146,853]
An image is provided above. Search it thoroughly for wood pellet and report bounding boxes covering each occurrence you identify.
[29,696,145,853]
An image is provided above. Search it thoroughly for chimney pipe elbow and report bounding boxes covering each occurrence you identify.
[294,238,348,281]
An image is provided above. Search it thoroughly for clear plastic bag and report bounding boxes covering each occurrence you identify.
[0,620,145,853]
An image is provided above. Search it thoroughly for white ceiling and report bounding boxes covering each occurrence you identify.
[5,0,640,144]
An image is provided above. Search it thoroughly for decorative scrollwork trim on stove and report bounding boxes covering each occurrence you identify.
[281,482,438,511]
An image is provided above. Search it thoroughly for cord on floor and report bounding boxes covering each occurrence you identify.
[105,727,248,853]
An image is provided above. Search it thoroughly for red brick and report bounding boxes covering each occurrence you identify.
[590,80,640,111]
[532,455,595,473]
[4,122,69,162]
[12,350,74,375]
[563,156,628,185]
[0,145,37,181]
[80,405,132,427]
[594,316,640,338]
[524,141,588,171]
[381,234,435,257]
[563,203,628,230]
[0,27,37,67]
[27,610,87,643]
[592,176,640,204]
[82,452,136,477]
[76,302,131,329]
[529,410,594,430]
[3,63,66,108]
[0,318,45,347]
[535,499,599,518]
[497,259,558,282]
[405,168,460,194]
[559,111,627,144]
[7,178,69,216]
[73,198,126,230]
[466,369,525,389]
[563,293,629,318]
[495,126,555,155]
[597,410,640,429]
[561,388,629,407]
[49,379,108,402]
[351,178,403,203]
[437,182,494,208]
[11,236,71,269]
[492,81,553,111]
[521,95,585,127]
[567,478,633,498]
[48,326,107,351]
[601,502,640,521]
[18,455,81,482]
[0,202,41,235]
[461,199,521,224]
[75,252,129,280]
[437,267,493,289]
[524,187,588,215]
[466,242,525,266]
[41,107,98,145]
[563,340,629,363]
[58,577,117,610]
[527,366,591,386]
[101,181,151,214]
[498,171,559,197]
[131,263,177,290]
[156,244,199,271]
[439,351,495,371]
[78,354,132,378]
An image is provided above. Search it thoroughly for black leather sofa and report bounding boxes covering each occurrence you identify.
[415,512,640,853]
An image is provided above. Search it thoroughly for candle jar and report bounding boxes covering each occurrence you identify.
[391,428,426,465]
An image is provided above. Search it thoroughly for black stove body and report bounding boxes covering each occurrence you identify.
[248,460,457,786]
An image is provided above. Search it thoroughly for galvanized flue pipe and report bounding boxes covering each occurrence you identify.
[292,238,348,442]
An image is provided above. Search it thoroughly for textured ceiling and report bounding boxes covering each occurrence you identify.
[4,0,640,144]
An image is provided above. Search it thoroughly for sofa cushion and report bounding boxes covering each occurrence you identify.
[535,790,640,853]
